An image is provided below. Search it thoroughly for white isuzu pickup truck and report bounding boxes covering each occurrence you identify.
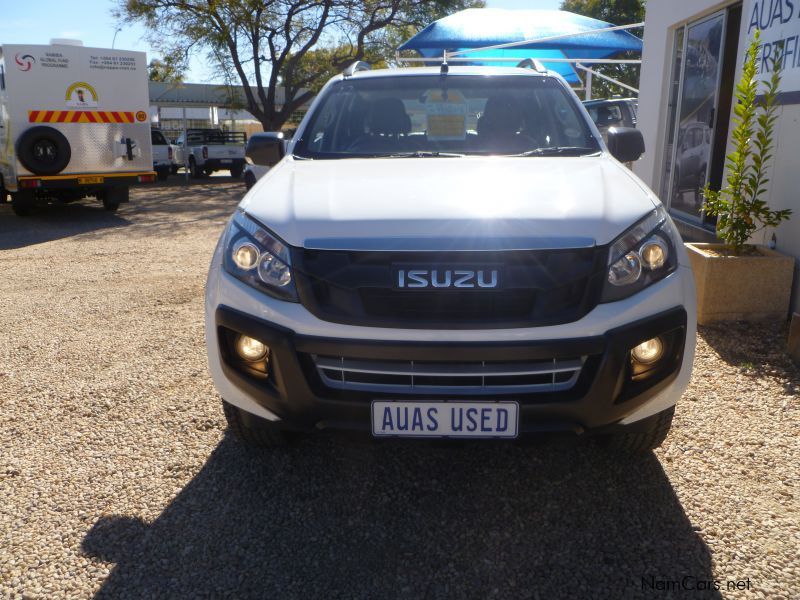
[177,128,246,178]
[204,62,697,453]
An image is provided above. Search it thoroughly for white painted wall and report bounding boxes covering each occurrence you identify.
[218,108,258,121]
[635,0,736,194]
[148,106,214,120]
[636,0,800,310]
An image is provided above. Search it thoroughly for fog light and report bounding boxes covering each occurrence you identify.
[631,337,664,365]
[235,335,268,362]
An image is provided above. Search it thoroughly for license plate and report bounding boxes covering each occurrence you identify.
[221,159,232,164]
[371,401,519,439]
[78,176,104,185]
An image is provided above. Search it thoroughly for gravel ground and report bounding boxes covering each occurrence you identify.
[0,181,798,599]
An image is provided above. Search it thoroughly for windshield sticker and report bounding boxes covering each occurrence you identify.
[424,89,467,141]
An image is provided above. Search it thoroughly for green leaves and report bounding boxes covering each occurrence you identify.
[701,30,791,254]
[560,0,644,97]
[119,0,484,130]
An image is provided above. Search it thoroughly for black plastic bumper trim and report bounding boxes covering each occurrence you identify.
[203,158,245,171]
[214,305,688,434]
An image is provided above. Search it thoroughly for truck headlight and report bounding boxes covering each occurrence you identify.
[223,210,298,302]
[601,205,679,302]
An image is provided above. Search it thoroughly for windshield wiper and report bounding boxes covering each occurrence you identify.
[383,151,465,158]
[511,146,600,157]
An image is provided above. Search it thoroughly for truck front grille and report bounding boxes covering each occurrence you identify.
[293,248,606,329]
[312,355,585,395]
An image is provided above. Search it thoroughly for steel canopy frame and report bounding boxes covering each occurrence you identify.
[396,21,643,100]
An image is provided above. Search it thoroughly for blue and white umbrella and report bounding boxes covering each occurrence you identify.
[398,9,643,84]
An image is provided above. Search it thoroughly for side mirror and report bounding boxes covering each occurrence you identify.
[246,132,285,167]
[606,126,644,162]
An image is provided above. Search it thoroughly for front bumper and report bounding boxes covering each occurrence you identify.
[204,158,245,171]
[211,303,689,435]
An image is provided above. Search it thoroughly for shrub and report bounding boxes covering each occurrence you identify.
[701,29,791,254]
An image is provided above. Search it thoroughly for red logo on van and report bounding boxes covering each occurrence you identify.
[15,53,35,72]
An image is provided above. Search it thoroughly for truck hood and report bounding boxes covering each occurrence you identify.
[241,156,658,250]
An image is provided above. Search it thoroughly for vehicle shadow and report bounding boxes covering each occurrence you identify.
[147,174,245,189]
[82,435,719,599]
[0,202,131,250]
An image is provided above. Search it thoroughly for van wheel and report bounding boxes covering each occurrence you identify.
[230,165,243,178]
[599,406,675,453]
[244,171,256,190]
[222,400,289,448]
[100,186,128,212]
[11,193,36,217]
[157,168,169,181]
[16,126,72,175]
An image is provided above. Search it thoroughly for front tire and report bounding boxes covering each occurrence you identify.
[222,400,289,448]
[244,171,256,190]
[600,406,675,453]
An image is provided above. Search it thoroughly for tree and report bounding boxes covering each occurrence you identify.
[560,0,645,98]
[121,0,482,131]
[148,58,183,83]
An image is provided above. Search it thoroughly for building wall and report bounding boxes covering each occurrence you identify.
[636,0,800,310]
[635,0,734,191]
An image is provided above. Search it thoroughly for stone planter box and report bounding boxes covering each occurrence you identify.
[686,243,795,324]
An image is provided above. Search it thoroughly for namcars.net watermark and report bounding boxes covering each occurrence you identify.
[642,576,753,593]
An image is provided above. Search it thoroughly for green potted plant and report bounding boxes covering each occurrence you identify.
[686,30,794,324]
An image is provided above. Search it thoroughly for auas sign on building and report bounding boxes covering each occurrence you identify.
[749,0,800,95]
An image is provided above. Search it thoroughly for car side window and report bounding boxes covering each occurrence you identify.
[305,91,348,153]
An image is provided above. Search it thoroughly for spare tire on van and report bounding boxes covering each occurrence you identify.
[16,126,72,175]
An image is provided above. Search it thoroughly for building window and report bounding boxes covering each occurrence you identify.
[659,4,742,230]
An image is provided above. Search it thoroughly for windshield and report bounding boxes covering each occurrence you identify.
[294,74,601,159]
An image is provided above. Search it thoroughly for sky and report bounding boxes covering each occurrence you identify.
[0,0,563,83]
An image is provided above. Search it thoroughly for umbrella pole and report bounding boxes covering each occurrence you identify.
[576,63,639,95]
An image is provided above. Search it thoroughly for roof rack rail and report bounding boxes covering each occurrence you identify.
[343,61,371,77]
[516,58,547,73]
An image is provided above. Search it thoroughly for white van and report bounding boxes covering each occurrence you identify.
[0,40,155,215]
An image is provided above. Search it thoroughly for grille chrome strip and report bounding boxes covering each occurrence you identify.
[312,355,585,395]
[314,356,584,377]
